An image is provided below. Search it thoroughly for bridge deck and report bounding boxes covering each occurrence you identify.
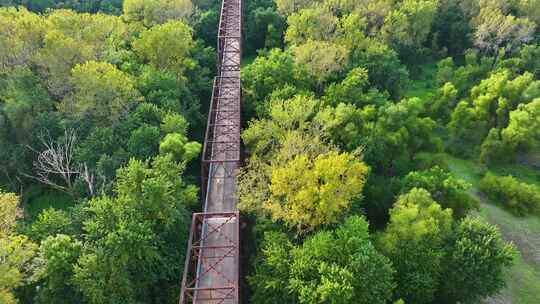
[180,0,242,303]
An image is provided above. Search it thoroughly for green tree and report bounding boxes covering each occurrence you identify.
[159,133,201,162]
[336,14,409,98]
[0,7,44,72]
[274,0,316,16]
[470,71,539,130]
[322,67,388,107]
[315,103,377,151]
[449,70,540,157]
[501,98,540,152]
[73,155,197,303]
[30,208,73,241]
[367,97,441,176]
[127,124,160,159]
[37,10,127,98]
[248,231,294,304]
[123,0,193,26]
[249,216,395,304]
[479,128,511,165]
[241,94,320,160]
[431,0,472,56]
[62,61,141,123]
[241,49,311,118]
[284,7,338,45]
[161,112,188,135]
[402,166,477,218]
[291,40,349,87]
[439,217,516,303]
[34,234,83,303]
[435,51,492,96]
[515,0,540,24]
[428,82,458,123]
[133,20,195,74]
[479,173,540,216]
[0,192,38,304]
[290,216,395,303]
[136,66,202,129]
[244,5,285,55]
[0,67,52,143]
[447,100,482,156]
[382,0,439,54]
[378,188,453,303]
[472,5,536,63]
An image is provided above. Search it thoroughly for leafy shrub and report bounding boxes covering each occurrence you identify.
[402,166,478,218]
[479,173,540,216]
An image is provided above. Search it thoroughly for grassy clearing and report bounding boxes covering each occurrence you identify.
[443,154,540,304]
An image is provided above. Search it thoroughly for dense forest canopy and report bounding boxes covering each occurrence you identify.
[0,0,539,303]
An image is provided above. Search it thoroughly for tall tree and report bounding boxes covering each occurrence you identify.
[378,188,453,304]
[382,0,439,53]
[73,155,197,303]
[61,61,141,124]
[401,166,477,218]
[472,6,536,62]
[291,40,349,87]
[249,216,395,304]
[133,20,195,75]
[265,151,368,232]
[0,192,38,304]
[439,217,515,303]
[284,6,338,45]
[123,0,193,26]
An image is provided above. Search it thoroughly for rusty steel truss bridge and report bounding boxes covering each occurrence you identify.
[179,0,242,303]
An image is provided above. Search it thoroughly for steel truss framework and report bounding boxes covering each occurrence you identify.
[180,212,240,304]
[180,0,242,302]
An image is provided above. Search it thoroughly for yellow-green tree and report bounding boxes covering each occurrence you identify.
[267,151,368,231]
[284,7,338,45]
[502,98,540,151]
[123,0,193,27]
[292,40,349,86]
[0,192,38,304]
[0,192,21,235]
[381,0,439,50]
[378,188,453,303]
[37,10,127,98]
[0,7,44,72]
[133,20,195,74]
[61,61,141,123]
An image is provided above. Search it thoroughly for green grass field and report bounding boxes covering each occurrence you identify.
[444,154,540,304]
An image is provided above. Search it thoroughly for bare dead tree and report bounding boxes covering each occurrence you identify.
[80,163,95,197]
[27,129,95,197]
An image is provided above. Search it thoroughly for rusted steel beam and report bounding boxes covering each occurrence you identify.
[181,0,242,302]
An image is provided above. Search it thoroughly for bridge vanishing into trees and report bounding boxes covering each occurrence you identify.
[179,0,242,303]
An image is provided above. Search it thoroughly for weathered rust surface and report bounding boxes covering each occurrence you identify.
[180,0,242,303]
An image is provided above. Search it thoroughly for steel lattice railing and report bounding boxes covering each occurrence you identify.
[179,0,242,303]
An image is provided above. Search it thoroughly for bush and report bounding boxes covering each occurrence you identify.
[479,173,540,216]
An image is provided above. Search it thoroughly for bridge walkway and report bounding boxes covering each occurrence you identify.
[180,0,242,303]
